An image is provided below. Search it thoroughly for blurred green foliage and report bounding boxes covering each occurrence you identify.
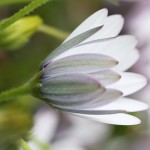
[0,95,39,150]
[0,1,147,150]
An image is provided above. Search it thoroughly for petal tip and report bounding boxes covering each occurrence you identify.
[139,74,148,90]
[101,8,108,14]
[139,102,149,111]
[116,115,141,126]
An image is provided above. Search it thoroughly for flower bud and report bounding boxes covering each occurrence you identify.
[0,16,43,50]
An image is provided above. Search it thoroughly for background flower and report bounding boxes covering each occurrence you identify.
[126,0,150,125]
[28,108,109,150]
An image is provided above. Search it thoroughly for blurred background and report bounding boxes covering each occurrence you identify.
[0,0,150,150]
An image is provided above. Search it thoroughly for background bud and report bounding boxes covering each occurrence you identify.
[0,16,43,50]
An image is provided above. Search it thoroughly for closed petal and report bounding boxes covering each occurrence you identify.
[95,97,149,112]
[44,70,120,84]
[81,89,122,108]
[44,89,104,107]
[90,70,121,86]
[107,72,147,96]
[45,89,122,110]
[113,49,140,72]
[74,113,141,125]
[40,73,101,95]
[44,54,118,78]
[64,8,108,42]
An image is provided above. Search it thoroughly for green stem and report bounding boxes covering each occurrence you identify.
[0,0,50,31]
[0,70,43,104]
[0,83,32,103]
[38,24,69,40]
[20,139,32,150]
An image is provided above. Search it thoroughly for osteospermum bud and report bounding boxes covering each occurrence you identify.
[37,8,148,126]
[0,16,42,50]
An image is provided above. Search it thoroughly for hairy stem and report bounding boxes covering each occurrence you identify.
[0,70,43,104]
[0,83,32,103]
[0,0,50,31]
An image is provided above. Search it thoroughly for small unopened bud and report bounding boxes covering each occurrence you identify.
[0,16,43,50]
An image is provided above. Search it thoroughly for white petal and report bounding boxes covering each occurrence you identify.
[74,113,141,125]
[84,14,124,42]
[97,97,149,112]
[53,39,110,61]
[45,54,118,77]
[54,35,137,62]
[113,48,140,72]
[99,35,137,61]
[107,72,147,96]
[64,9,108,42]
[90,70,121,86]
[31,109,59,142]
